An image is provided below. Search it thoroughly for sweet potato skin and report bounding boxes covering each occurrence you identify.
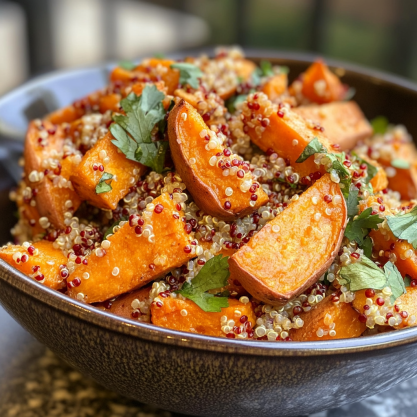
[67,193,195,303]
[0,241,67,290]
[168,100,268,220]
[229,174,347,305]
[70,132,146,210]
[290,296,366,341]
[151,297,256,337]
[293,101,372,151]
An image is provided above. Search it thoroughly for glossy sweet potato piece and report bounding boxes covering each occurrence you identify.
[218,58,256,100]
[383,163,417,200]
[229,174,347,305]
[168,100,268,220]
[70,132,146,210]
[290,296,366,341]
[246,103,332,178]
[293,101,372,151]
[24,121,81,229]
[96,286,151,320]
[151,297,256,337]
[261,73,288,101]
[0,241,67,290]
[291,59,345,104]
[67,193,195,303]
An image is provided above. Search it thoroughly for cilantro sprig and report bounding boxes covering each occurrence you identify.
[296,137,327,163]
[176,255,230,312]
[95,172,113,194]
[387,206,417,249]
[339,257,406,303]
[344,207,383,246]
[170,63,202,89]
[370,116,389,135]
[351,152,377,184]
[391,158,410,169]
[110,84,168,173]
[118,60,136,71]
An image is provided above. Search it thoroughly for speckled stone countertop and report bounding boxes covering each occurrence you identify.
[0,305,416,417]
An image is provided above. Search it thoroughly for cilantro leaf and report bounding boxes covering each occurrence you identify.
[352,152,377,183]
[259,60,274,77]
[391,158,410,169]
[361,236,373,259]
[387,206,417,249]
[103,216,128,239]
[346,188,359,218]
[326,153,352,197]
[170,63,202,89]
[95,172,113,194]
[118,60,136,71]
[176,255,230,312]
[344,207,383,245]
[340,257,405,303]
[384,261,406,303]
[371,116,388,134]
[296,137,327,163]
[110,85,168,173]
[404,275,412,287]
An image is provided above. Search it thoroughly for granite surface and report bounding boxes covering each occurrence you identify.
[0,306,416,417]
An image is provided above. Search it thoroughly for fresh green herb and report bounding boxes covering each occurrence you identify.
[352,152,377,183]
[325,153,352,197]
[103,216,128,239]
[296,137,327,163]
[344,207,383,245]
[153,53,165,59]
[404,275,412,287]
[391,158,410,169]
[226,94,248,113]
[343,87,356,101]
[170,63,202,89]
[259,60,274,77]
[361,236,373,259]
[370,116,389,134]
[95,172,113,194]
[340,257,405,303]
[278,65,289,74]
[386,206,417,249]
[176,255,230,312]
[158,99,175,136]
[110,84,168,173]
[118,60,136,71]
[346,188,359,218]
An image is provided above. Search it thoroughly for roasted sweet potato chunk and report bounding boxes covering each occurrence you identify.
[0,241,67,290]
[293,101,372,151]
[229,174,347,305]
[151,297,256,337]
[70,132,146,210]
[261,73,288,101]
[245,101,333,177]
[67,193,195,303]
[290,296,366,341]
[168,100,268,220]
[291,59,345,104]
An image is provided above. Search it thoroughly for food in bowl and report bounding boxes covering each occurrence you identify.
[2,48,417,343]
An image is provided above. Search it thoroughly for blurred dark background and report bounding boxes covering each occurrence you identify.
[1,0,417,95]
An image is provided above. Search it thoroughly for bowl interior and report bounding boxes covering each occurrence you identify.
[2,49,417,355]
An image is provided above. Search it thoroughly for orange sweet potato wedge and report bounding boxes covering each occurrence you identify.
[151,297,256,337]
[293,101,372,151]
[261,73,288,101]
[382,163,417,200]
[24,121,81,229]
[290,296,366,341]
[229,174,347,305]
[0,240,67,290]
[246,101,333,178]
[291,59,345,104]
[70,132,146,210]
[168,100,268,220]
[96,286,151,320]
[67,193,195,303]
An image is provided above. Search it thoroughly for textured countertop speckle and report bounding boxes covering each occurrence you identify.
[0,305,415,417]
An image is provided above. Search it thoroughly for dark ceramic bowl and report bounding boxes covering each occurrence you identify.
[1,49,417,417]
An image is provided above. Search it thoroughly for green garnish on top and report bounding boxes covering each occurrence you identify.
[339,257,406,304]
[387,206,417,249]
[344,207,383,246]
[370,116,389,135]
[118,60,136,71]
[296,137,327,163]
[176,255,230,312]
[95,172,113,194]
[110,84,168,174]
[170,63,202,89]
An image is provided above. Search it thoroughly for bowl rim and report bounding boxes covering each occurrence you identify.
[2,48,417,357]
